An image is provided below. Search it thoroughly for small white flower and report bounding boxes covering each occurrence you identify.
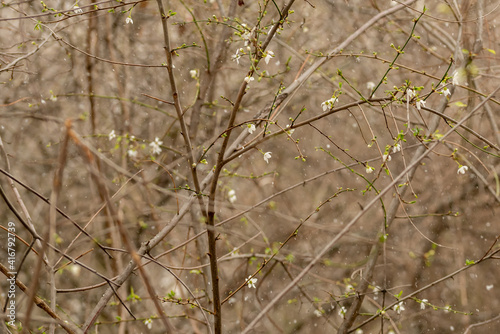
[149,137,163,155]
[444,305,451,313]
[321,97,338,111]
[457,165,469,174]
[366,166,374,174]
[416,99,426,110]
[406,88,415,100]
[313,309,322,317]
[69,265,80,276]
[190,69,198,79]
[345,284,353,292]
[228,189,237,204]
[244,76,254,84]
[232,48,243,64]
[450,326,455,331]
[394,301,405,314]
[366,81,376,90]
[73,5,83,14]
[126,17,133,24]
[144,318,152,329]
[263,152,272,163]
[128,149,137,158]
[452,70,460,85]
[355,329,364,334]
[441,86,451,97]
[339,306,347,317]
[246,276,257,288]
[383,154,391,162]
[109,130,116,141]
[486,284,494,291]
[264,50,274,64]
[241,31,251,45]
[392,143,401,153]
[420,299,428,310]
[247,124,256,134]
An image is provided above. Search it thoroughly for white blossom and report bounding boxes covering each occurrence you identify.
[366,81,376,90]
[383,154,391,162]
[339,306,347,317]
[69,265,80,276]
[441,86,451,97]
[109,130,116,141]
[264,50,274,64]
[457,165,469,174]
[355,330,364,334]
[406,88,415,100]
[244,76,254,84]
[486,284,494,291]
[263,152,272,163]
[228,189,237,204]
[246,276,257,288]
[313,309,322,317]
[126,17,133,24]
[416,99,426,110]
[73,5,83,14]
[127,149,138,158]
[452,70,460,85]
[392,143,401,153]
[241,31,251,46]
[420,299,428,310]
[144,318,152,329]
[149,137,163,155]
[247,124,256,134]
[366,166,374,174]
[393,301,405,314]
[189,69,198,79]
[232,49,243,64]
[321,97,338,111]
